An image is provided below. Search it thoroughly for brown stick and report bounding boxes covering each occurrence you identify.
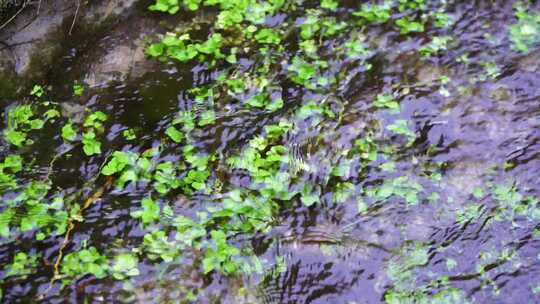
[39,176,113,299]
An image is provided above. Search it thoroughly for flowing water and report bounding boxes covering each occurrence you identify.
[1,0,540,303]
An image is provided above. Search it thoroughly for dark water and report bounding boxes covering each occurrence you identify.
[1,0,540,303]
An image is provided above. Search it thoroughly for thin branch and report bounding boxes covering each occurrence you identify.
[68,0,80,36]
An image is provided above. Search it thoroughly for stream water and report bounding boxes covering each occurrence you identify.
[1,0,540,303]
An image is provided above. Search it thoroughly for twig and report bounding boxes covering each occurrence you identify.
[39,175,113,299]
[68,0,80,36]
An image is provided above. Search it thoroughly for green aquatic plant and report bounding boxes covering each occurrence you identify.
[101,151,153,189]
[300,13,321,40]
[3,104,44,147]
[384,242,471,304]
[73,83,84,96]
[420,36,452,57]
[143,230,179,262]
[371,176,424,205]
[397,0,426,12]
[83,111,107,130]
[180,145,212,193]
[492,181,540,221]
[385,287,469,304]
[130,197,160,225]
[434,11,453,28]
[387,119,416,144]
[288,56,319,88]
[395,17,424,34]
[111,252,140,280]
[30,84,44,97]
[61,247,108,282]
[5,252,39,278]
[165,126,184,143]
[0,154,22,189]
[254,28,281,45]
[153,161,182,194]
[202,230,241,275]
[173,215,206,247]
[300,183,320,206]
[373,94,400,111]
[198,110,216,126]
[149,0,181,13]
[246,93,283,111]
[122,128,136,140]
[209,189,276,233]
[333,182,355,203]
[387,245,429,291]
[345,37,371,59]
[353,136,378,163]
[82,130,101,155]
[321,17,347,37]
[146,33,225,65]
[321,0,338,10]
[456,203,483,225]
[0,181,68,239]
[509,4,540,53]
[353,2,391,24]
[80,111,108,156]
[61,122,77,141]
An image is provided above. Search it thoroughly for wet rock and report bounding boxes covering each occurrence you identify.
[416,63,448,84]
[60,102,87,123]
[0,0,149,96]
[490,85,513,102]
[446,160,490,201]
[82,18,159,88]
[517,47,540,72]
[0,5,61,96]
[80,0,138,24]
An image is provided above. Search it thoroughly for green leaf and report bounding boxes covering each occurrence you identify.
[509,6,540,53]
[165,126,184,143]
[83,111,108,129]
[130,197,160,225]
[82,131,101,155]
[101,151,131,175]
[255,29,281,45]
[4,129,26,147]
[321,0,338,10]
[396,17,424,34]
[30,85,44,97]
[73,84,84,96]
[61,122,77,141]
[0,209,14,238]
[353,3,391,24]
[44,109,60,119]
[146,43,165,57]
[198,110,216,126]
[112,253,139,280]
[373,94,400,111]
[387,119,416,143]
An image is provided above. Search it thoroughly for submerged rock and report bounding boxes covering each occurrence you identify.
[0,0,155,96]
[81,18,159,88]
